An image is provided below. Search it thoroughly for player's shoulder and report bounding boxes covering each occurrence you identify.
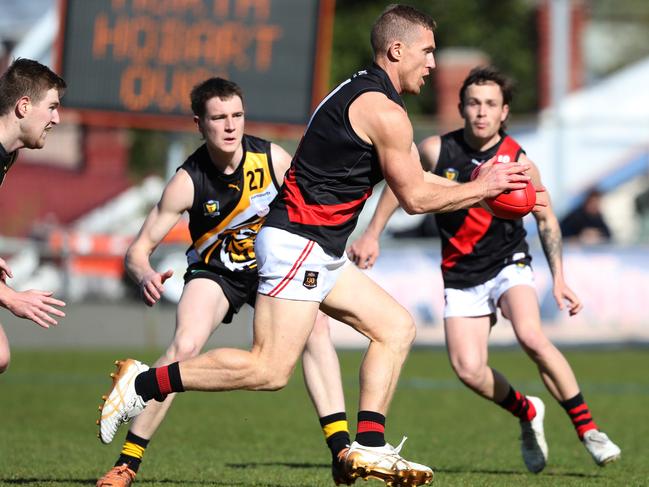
[418,135,442,170]
[355,90,405,113]
[356,92,408,128]
[418,135,442,154]
[161,166,194,210]
[269,142,292,170]
[242,133,271,153]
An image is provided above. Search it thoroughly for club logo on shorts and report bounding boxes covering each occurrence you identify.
[444,168,459,181]
[203,200,220,217]
[303,270,319,289]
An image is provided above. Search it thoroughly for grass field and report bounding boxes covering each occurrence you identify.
[0,347,646,486]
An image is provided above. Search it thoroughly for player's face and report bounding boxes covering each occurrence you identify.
[460,82,509,142]
[20,88,61,149]
[399,26,436,95]
[196,95,245,154]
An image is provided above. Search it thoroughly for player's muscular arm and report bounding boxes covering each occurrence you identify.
[270,143,293,182]
[125,169,194,289]
[350,93,528,213]
[358,137,449,240]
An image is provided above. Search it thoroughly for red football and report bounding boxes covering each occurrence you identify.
[471,163,536,219]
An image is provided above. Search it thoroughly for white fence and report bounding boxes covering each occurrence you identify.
[329,244,649,347]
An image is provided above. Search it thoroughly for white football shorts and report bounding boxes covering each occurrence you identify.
[444,262,535,318]
[255,226,349,302]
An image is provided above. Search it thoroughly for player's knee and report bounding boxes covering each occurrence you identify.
[0,354,10,374]
[518,331,551,357]
[455,367,484,388]
[168,337,203,361]
[390,313,416,348]
[452,359,485,388]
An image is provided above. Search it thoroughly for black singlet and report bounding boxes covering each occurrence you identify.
[264,64,404,257]
[434,130,531,289]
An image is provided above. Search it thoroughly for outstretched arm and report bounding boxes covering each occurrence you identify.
[0,282,65,329]
[526,155,582,316]
[0,258,65,329]
[126,169,194,306]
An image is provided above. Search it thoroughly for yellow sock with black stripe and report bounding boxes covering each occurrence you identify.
[319,412,350,459]
[115,431,149,473]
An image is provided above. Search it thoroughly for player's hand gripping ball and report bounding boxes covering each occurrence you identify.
[471,162,536,219]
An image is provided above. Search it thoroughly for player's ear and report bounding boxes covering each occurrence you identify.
[15,96,30,118]
[501,103,510,122]
[386,41,403,61]
[193,115,202,130]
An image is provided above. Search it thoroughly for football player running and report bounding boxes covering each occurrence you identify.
[348,66,621,473]
[96,77,350,486]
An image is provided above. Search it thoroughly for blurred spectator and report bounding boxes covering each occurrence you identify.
[634,185,649,242]
[634,185,649,215]
[560,189,611,244]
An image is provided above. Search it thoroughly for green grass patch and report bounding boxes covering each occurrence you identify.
[0,348,646,486]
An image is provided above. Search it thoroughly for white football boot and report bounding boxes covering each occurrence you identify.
[519,396,548,473]
[342,436,433,486]
[582,430,621,466]
[97,359,149,444]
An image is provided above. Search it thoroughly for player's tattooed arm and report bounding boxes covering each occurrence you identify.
[537,203,583,315]
[524,155,561,276]
[527,155,582,314]
[538,219,563,277]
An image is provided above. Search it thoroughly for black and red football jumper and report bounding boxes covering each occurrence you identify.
[264,64,404,257]
[434,129,531,289]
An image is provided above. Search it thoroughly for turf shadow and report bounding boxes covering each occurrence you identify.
[436,467,599,478]
[228,462,328,470]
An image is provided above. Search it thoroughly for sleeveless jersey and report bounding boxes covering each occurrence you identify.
[182,134,280,276]
[264,64,404,257]
[434,130,530,289]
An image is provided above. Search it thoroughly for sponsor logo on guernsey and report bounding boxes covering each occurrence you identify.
[496,155,511,163]
[303,270,319,289]
[444,168,459,181]
[250,191,273,217]
[203,200,220,217]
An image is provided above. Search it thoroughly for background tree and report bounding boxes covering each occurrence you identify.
[332,0,538,115]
